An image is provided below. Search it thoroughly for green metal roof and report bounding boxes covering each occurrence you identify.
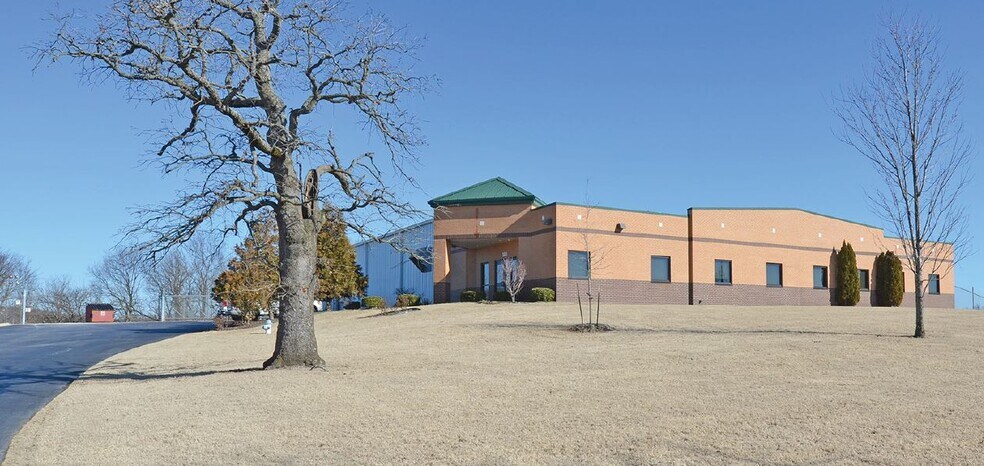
[428,177,544,208]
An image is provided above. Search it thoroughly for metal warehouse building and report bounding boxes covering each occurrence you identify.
[354,220,434,306]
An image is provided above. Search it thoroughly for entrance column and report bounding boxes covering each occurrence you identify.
[433,238,451,303]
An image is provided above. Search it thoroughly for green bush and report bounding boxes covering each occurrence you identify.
[875,251,905,307]
[361,296,386,309]
[396,293,421,308]
[493,290,512,302]
[343,301,361,310]
[459,290,482,302]
[836,241,861,306]
[528,287,556,302]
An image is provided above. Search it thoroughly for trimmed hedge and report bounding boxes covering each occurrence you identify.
[362,296,386,309]
[459,290,482,302]
[528,287,556,302]
[493,290,512,302]
[836,241,861,306]
[343,301,361,310]
[875,251,905,307]
[396,293,421,308]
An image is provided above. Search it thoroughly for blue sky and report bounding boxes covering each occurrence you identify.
[0,1,981,306]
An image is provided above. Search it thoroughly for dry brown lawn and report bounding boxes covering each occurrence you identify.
[7,303,984,465]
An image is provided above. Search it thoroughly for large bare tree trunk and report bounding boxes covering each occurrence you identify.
[264,151,324,368]
[266,209,323,368]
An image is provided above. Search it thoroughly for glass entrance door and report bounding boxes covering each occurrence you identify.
[481,262,491,299]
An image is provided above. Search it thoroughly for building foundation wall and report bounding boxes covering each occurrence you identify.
[555,278,689,304]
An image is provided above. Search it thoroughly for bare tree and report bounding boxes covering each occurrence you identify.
[35,276,92,322]
[573,189,613,330]
[186,233,228,318]
[39,1,429,368]
[144,250,193,318]
[90,246,154,321]
[499,257,527,303]
[836,16,971,337]
[0,249,37,305]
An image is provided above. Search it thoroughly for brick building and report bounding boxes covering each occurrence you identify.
[356,178,954,308]
[363,177,954,308]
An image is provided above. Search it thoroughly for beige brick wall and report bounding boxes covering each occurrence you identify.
[431,200,955,307]
[434,202,556,300]
[688,209,954,295]
[433,204,548,238]
[553,204,689,283]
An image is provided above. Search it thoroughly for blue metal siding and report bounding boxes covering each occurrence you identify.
[354,221,434,306]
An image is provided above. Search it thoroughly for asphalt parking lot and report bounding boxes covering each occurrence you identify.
[0,321,213,462]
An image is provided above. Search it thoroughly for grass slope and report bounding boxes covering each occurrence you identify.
[7,303,984,464]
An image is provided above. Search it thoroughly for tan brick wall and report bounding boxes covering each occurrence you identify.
[450,247,468,292]
[433,204,548,238]
[434,203,556,301]
[431,199,955,307]
[688,209,954,300]
[553,204,689,284]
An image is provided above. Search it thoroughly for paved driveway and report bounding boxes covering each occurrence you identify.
[0,322,213,462]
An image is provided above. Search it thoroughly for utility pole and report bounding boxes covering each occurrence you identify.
[21,288,27,325]
[5,275,28,325]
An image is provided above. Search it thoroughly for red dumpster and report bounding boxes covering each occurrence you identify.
[85,304,115,323]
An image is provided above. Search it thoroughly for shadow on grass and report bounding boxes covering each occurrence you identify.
[78,361,264,382]
[358,308,422,319]
[483,323,910,338]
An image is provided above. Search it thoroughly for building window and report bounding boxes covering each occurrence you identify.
[495,259,504,291]
[813,266,828,289]
[481,262,491,297]
[714,259,732,285]
[858,269,870,290]
[929,274,940,295]
[766,263,783,287]
[651,256,671,283]
[568,251,590,279]
[409,246,433,273]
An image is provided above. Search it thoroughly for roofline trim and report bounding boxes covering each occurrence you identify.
[538,202,688,218]
[688,207,883,230]
[352,219,434,247]
[429,197,544,208]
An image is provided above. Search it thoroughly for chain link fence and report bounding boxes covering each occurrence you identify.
[955,286,982,310]
[159,294,216,321]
